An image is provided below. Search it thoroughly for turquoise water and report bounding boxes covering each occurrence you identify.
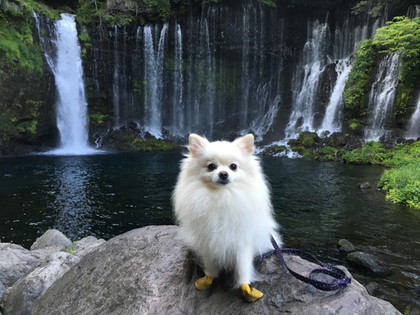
[0,152,418,311]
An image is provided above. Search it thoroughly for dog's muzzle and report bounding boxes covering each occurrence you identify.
[217,171,229,185]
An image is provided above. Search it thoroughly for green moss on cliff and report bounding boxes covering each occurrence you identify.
[344,16,420,126]
[0,0,57,149]
[344,40,378,121]
[374,16,420,119]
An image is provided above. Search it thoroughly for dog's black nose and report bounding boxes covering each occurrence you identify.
[219,171,228,180]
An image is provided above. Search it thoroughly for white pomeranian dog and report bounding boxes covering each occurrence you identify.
[173,133,281,302]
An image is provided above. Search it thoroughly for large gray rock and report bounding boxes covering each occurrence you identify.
[31,225,400,315]
[0,243,44,287]
[4,252,80,315]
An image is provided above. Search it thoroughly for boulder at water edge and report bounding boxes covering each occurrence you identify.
[29,225,399,315]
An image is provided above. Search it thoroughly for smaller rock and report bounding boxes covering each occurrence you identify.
[0,243,45,287]
[73,236,106,257]
[30,229,72,252]
[346,251,389,274]
[337,239,356,254]
[358,182,371,189]
[365,282,379,295]
[4,252,80,315]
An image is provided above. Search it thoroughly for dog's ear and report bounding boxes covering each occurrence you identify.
[188,134,209,158]
[234,134,254,155]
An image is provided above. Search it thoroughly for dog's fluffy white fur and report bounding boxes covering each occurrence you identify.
[173,133,281,287]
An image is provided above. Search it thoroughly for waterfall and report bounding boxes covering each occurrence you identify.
[34,13,95,155]
[406,91,420,139]
[318,58,352,134]
[240,3,253,128]
[112,26,121,126]
[81,2,400,144]
[364,53,401,141]
[170,24,184,137]
[285,20,329,139]
[143,24,168,138]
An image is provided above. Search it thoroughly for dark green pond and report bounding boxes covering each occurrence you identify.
[0,152,419,312]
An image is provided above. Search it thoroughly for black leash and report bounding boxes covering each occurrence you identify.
[257,236,351,291]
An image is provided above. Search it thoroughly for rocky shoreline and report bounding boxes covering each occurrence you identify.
[0,225,401,314]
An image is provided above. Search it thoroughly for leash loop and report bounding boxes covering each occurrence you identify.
[264,236,351,291]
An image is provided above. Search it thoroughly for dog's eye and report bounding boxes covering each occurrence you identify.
[207,163,217,171]
[229,163,237,171]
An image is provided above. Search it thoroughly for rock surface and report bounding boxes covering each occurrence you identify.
[0,243,44,288]
[5,252,80,315]
[30,229,72,252]
[346,251,390,274]
[337,239,356,254]
[29,225,400,315]
[1,229,105,315]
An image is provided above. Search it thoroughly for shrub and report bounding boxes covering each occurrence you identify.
[343,141,388,164]
[378,161,420,209]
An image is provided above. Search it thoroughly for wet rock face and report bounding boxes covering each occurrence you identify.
[346,251,390,275]
[28,226,398,315]
[338,239,356,254]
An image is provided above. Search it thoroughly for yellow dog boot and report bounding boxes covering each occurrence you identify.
[240,284,264,302]
[194,276,214,291]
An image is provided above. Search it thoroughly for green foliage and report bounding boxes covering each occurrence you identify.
[0,17,43,72]
[343,141,388,164]
[349,119,362,130]
[373,17,420,117]
[76,0,106,25]
[382,141,420,167]
[344,40,378,118]
[378,161,420,209]
[373,17,420,57]
[343,141,420,209]
[261,145,287,156]
[259,0,277,7]
[65,242,77,253]
[79,32,91,43]
[351,0,388,17]
[0,100,41,143]
[89,113,107,125]
[144,0,171,20]
[345,17,420,121]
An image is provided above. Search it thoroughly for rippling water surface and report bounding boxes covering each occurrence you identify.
[0,152,418,311]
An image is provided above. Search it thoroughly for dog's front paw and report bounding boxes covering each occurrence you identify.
[194,276,214,291]
[240,284,264,302]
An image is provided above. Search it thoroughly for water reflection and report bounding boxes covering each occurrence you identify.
[47,157,102,240]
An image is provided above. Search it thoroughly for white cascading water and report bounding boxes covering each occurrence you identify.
[112,26,121,126]
[284,20,329,139]
[318,58,352,134]
[406,91,420,139]
[34,13,95,155]
[364,53,401,141]
[315,14,385,137]
[240,2,281,139]
[143,24,168,138]
[170,24,184,137]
